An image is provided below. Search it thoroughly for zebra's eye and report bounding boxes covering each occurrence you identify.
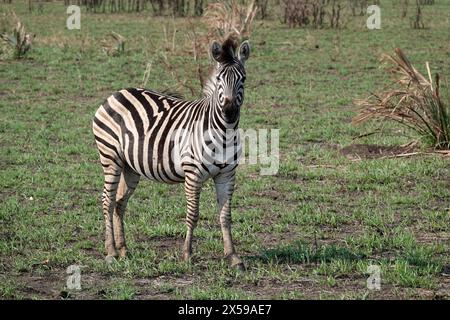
[236,90,244,105]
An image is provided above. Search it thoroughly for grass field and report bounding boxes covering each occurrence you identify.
[0,1,449,299]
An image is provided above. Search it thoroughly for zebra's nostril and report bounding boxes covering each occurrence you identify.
[223,97,233,106]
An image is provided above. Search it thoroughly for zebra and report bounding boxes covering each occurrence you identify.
[92,37,250,269]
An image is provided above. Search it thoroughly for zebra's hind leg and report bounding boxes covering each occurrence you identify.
[101,163,123,264]
[182,175,202,262]
[114,166,140,258]
[214,173,244,271]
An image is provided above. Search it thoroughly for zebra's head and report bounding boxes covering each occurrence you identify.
[210,38,250,122]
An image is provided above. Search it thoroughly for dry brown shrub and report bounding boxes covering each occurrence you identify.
[354,48,449,149]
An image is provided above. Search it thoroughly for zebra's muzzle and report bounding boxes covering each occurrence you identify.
[222,100,240,123]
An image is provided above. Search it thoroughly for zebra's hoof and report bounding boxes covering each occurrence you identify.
[182,248,192,263]
[105,255,117,264]
[233,262,245,273]
[228,254,245,272]
[118,247,127,258]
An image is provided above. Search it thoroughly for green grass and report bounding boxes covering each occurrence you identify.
[101,279,137,300]
[0,1,449,299]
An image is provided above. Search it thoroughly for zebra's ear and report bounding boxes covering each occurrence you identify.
[238,40,250,63]
[211,41,222,62]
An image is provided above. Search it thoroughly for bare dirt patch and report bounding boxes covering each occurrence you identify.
[135,234,185,251]
[340,143,418,160]
[16,270,79,299]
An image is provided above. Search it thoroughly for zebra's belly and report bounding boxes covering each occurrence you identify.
[139,161,186,184]
[120,140,186,184]
[122,146,235,184]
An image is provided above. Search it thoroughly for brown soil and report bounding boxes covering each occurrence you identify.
[340,144,418,160]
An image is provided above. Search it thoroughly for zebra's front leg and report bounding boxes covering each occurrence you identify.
[214,173,243,270]
[182,177,202,262]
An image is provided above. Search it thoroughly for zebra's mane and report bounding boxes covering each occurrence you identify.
[202,65,218,97]
[202,37,239,97]
[215,37,238,64]
[160,89,184,99]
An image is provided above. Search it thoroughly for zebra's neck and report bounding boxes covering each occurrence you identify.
[202,65,217,97]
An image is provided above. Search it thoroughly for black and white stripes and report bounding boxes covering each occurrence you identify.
[92,37,250,268]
